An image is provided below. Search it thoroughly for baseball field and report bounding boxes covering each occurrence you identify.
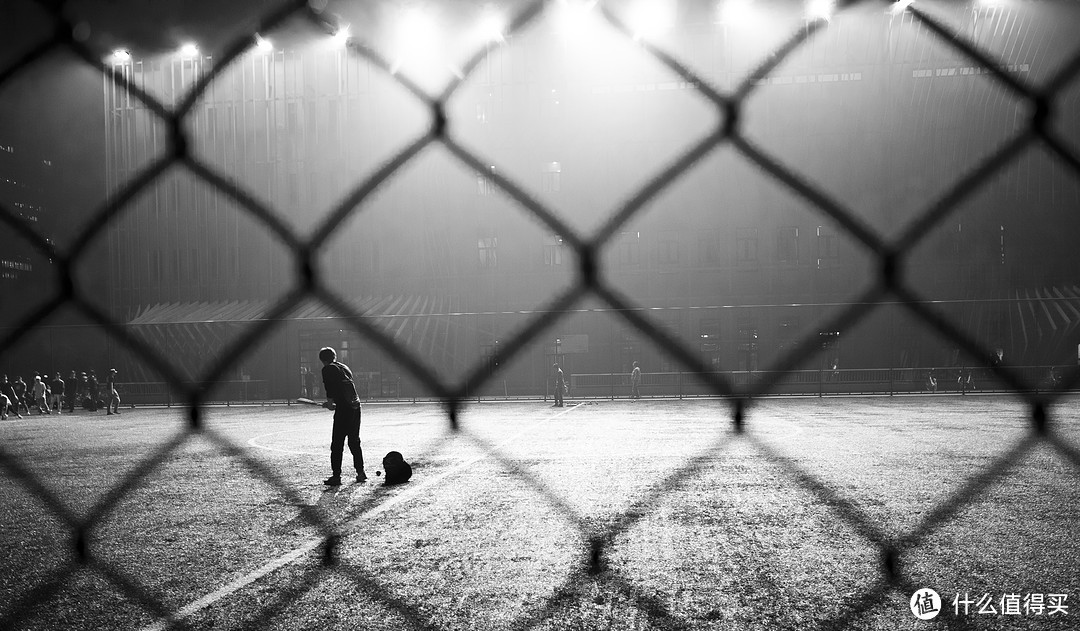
[1,394,1077,630]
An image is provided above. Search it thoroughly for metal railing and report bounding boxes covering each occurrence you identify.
[569,365,1074,398]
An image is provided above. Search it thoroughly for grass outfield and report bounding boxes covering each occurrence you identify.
[0,395,1077,630]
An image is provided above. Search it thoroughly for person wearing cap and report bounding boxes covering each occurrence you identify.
[106,369,121,415]
[31,374,50,415]
[78,372,89,409]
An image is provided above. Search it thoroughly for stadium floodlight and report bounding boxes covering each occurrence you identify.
[390,6,443,79]
[889,0,915,15]
[111,48,131,63]
[254,34,273,53]
[627,0,676,41]
[475,6,507,43]
[178,42,199,58]
[331,24,351,47]
[805,0,835,21]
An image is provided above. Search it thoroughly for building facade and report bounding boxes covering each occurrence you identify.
[101,4,1080,398]
[0,141,54,298]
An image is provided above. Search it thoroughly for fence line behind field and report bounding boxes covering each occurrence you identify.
[88,365,1070,407]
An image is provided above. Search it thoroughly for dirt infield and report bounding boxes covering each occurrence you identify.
[0,396,1077,630]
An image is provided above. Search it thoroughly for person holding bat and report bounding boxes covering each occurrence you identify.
[318,346,366,486]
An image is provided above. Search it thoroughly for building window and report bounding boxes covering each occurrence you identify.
[699,318,720,351]
[480,339,499,371]
[658,313,682,372]
[477,166,496,196]
[736,318,759,372]
[776,226,799,264]
[542,161,561,193]
[700,317,721,370]
[658,231,679,265]
[543,234,564,266]
[816,225,839,269]
[700,231,722,267]
[619,332,637,373]
[478,237,497,268]
[777,318,799,353]
[736,228,759,267]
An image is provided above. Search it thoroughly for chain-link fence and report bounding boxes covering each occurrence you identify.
[2,0,1080,628]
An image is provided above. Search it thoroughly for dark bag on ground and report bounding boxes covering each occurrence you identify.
[382,451,412,485]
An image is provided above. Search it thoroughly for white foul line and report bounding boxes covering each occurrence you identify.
[140,403,582,631]
[247,429,323,456]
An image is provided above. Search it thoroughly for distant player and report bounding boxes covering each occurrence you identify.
[50,373,64,414]
[319,346,366,485]
[1,376,22,419]
[87,370,99,411]
[106,369,121,415]
[630,361,641,400]
[31,375,50,414]
[78,372,88,408]
[302,367,316,398]
[553,363,565,407]
[65,371,78,413]
[13,377,30,415]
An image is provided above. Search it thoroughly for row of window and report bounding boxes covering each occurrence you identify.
[476,318,813,374]
[479,228,841,269]
[7,201,42,221]
[1,259,32,272]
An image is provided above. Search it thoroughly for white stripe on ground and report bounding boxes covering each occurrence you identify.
[247,429,323,456]
[140,403,583,631]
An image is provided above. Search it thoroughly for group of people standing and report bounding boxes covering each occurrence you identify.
[925,368,977,393]
[1,369,122,419]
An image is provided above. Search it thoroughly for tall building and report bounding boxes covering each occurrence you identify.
[0,141,55,306]
[101,3,1080,397]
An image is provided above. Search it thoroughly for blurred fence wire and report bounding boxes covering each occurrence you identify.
[1,0,1080,629]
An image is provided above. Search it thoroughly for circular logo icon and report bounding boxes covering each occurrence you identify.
[910,588,942,620]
